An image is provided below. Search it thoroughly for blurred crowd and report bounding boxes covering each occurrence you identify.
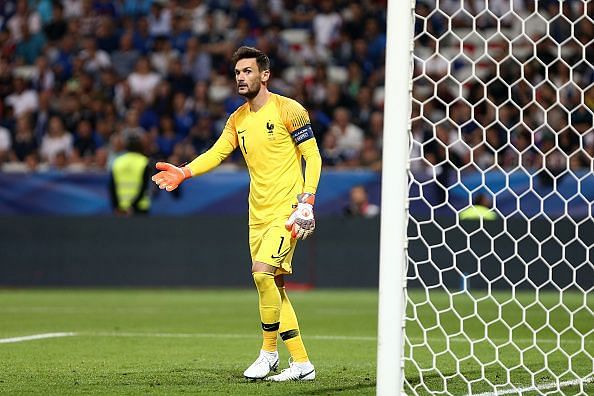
[0,0,386,173]
[411,0,594,184]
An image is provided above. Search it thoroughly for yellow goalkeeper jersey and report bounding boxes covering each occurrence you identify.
[188,93,322,225]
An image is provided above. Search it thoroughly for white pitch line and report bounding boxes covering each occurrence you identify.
[0,332,77,344]
[87,331,377,341]
[470,376,594,396]
[0,331,587,345]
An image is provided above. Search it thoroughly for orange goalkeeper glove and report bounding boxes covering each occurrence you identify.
[151,162,192,191]
[285,193,316,240]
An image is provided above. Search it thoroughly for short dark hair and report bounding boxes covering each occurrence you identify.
[126,134,144,153]
[231,46,270,72]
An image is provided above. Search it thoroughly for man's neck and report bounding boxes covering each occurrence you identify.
[248,87,271,112]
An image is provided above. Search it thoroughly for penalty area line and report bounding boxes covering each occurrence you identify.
[470,376,594,396]
[0,332,77,344]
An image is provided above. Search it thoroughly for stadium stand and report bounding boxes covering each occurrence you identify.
[0,0,388,172]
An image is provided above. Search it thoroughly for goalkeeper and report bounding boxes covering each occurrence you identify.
[152,46,321,382]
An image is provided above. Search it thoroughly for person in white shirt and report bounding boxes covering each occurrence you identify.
[79,36,111,75]
[6,0,41,43]
[5,77,39,116]
[148,2,172,37]
[40,116,73,165]
[127,57,161,103]
[312,0,342,49]
[329,107,364,160]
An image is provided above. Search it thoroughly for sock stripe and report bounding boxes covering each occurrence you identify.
[280,329,300,341]
[261,322,280,332]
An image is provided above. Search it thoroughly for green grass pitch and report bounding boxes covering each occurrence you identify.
[0,289,591,395]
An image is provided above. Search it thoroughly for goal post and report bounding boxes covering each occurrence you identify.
[379,1,593,395]
[376,0,416,394]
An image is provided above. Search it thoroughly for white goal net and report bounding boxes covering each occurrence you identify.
[405,1,593,394]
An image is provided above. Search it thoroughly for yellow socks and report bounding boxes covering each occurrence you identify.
[252,272,281,352]
[278,286,309,362]
[251,274,310,361]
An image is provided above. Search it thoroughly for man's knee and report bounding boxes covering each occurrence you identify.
[252,261,277,274]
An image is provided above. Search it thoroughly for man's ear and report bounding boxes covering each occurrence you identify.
[261,69,270,83]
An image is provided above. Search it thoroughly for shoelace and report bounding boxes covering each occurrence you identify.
[276,359,300,379]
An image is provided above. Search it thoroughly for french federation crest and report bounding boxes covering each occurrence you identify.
[266,121,275,140]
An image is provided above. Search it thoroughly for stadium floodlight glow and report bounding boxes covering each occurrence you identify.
[379,1,593,395]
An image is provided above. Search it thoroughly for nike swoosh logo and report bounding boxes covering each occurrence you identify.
[271,247,291,260]
[299,369,315,379]
[238,129,246,134]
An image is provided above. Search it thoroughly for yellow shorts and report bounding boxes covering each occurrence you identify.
[249,217,297,274]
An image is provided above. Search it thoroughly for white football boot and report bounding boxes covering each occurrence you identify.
[243,350,279,380]
[266,360,316,381]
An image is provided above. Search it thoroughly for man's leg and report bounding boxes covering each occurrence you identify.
[252,262,282,352]
[243,261,281,379]
[266,275,315,381]
[275,275,309,362]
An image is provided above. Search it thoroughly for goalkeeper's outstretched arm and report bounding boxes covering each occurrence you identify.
[152,128,237,191]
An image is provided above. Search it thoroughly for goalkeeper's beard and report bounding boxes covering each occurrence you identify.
[239,82,261,99]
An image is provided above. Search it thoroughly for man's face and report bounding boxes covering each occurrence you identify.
[234,58,269,99]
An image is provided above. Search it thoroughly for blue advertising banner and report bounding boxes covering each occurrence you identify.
[0,169,591,217]
[0,170,381,215]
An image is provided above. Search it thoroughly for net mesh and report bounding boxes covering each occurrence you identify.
[405,1,593,394]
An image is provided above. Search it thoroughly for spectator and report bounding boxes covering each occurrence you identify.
[171,91,194,136]
[121,108,146,139]
[155,115,180,158]
[320,132,343,167]
[32,90,54,141]
[9,116,38,163]
[312,0,342,49]
[188,116,215,155]
[127,57,161,103]
[150,35,178,76]
[344,185,379,218]
[181,37,211,83]
[15,23,45,65]
[170,14,192,53]
[359,136,381,170]
[111,33,141,79]
[5,77,38,116]
[95,16,119,53]
[78,0,100,36]
[0,0,389,174]
[40,116,73,165]
[328,107,364,160]
[147,2,172,37]
[43,2,68,44]
[7,0,41,43]
[79,35,111,76]
[62,0,82,19]
[72,119,98,166]
[31,55,55,92]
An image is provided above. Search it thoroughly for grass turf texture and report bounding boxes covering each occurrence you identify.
[0,289,591,395]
